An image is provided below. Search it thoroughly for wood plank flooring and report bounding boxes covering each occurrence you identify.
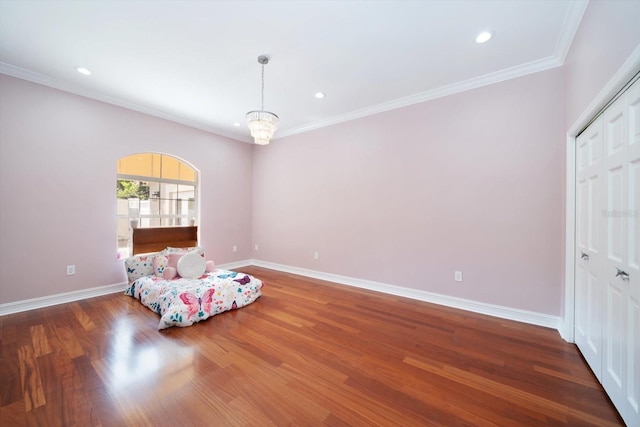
[0,266,624,426]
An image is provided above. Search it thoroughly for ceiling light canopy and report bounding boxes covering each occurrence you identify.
[315,92,325,99]
[246,55,279,145]
[475,31,492,43]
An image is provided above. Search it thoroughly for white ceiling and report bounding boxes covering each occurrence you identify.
[0,0,587,143]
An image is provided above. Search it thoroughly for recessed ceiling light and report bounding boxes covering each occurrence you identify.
[475,31,492,44]
[75,66,91,75]
[233,122,240,127]
[314,92,325,99]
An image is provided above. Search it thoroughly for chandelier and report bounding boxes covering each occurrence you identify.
[246,55,279,145]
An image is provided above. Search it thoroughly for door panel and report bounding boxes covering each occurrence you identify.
[622,79,640,426]
[575,117,604,378]
[606,106,624,155]
[576,77,640,426]
[631,159,640,268]
[601,80,639,427]
[605,280,624,388]
[607,166,624,262]
[602,93,629,421]
[628,299,639,418]
[587,272,602,356]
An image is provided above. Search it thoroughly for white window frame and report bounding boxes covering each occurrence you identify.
[116,162,199,259]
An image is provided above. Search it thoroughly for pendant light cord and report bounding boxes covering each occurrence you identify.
[261,63,265,112]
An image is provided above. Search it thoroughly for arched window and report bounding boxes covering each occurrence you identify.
[116,153,198,258]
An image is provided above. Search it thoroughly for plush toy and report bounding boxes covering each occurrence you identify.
[157,252,215,280]
[205,260,215,272]
[163,267,178,280]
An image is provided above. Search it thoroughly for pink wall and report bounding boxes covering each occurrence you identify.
[559,0,640,328]
[253,68,565,315]
[3,1,637,316]
[563,0,640,128]
[0,75,253,304]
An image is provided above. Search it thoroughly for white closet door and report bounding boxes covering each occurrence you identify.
[625,77,640,427]
[622,77,640,426]
[575,117,604,378]
[575,76,640,427]
[601,79,639,427]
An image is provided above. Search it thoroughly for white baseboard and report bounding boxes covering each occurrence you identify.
[0,259,562,335]
[0,259,255,316]
[251,259,562,332]
[558,319,574,342]
[217,259,254,271]
[0,282,126,316]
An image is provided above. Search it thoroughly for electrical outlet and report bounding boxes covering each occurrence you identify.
[454,271,463,282]
[232,245,237,252]
[67,265,76,275]
[314,251,319,260]
[254,244,259,251]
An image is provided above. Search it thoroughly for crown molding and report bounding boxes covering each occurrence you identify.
[277,0,588,140]
[0,62,252,144]
[554,0,589,64]
[0,62,52,84]
[277,55,562,139]
[1,1,588,144]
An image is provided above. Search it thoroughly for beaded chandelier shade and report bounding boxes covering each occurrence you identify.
[246,55,279,145]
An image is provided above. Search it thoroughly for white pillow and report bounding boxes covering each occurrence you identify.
[124,253,157,283]
[177,250,206,278]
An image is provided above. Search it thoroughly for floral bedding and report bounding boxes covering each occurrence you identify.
[124,269,263,329]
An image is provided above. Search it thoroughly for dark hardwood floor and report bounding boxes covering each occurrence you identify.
[0,266,624,426]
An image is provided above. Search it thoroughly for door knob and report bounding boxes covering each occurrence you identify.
[616,268,630,281]
[581,252,589,261]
